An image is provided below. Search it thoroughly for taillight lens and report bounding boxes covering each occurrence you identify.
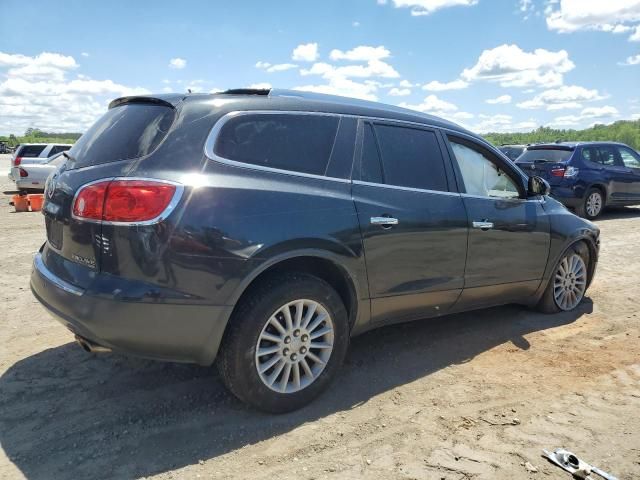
[563,166,579,178]
[19,168,28,178]
[73,181,109,220]
[14,156,22,166]
[550,167,566,177]
[73,179,178,223]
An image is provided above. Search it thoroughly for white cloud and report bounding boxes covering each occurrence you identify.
[631,26,640,41]
[469,114,539,134]
[399,79,414,87]
[546,0,640,41]
[294,45,402,100]
[385,0,478,16]
[330,45,390,61]
[301,59,400,80]
[422,79,469,91]
[352,21,361,27]
[256,61,298,73]
[169,57,186,69]
[294,77,379,101]
[550,105,620,128]
[247,82,272,89]
[516,85,605,110]
[0,51,149,135]
[292,43,319,62]
[461,44,575,87]
[398,94,474,124]
[388,87,411,96]
[486,94,512,104]
[620,53,640,65]
[81,52,89,57]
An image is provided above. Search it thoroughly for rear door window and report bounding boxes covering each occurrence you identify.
[18,145,46,157]
[215,113,340,176]
[617,146,640,169]
[67,103,175,169]
[367,123,448,191]
[596,146,618,166]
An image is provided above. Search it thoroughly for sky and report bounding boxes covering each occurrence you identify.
[0,0,639,136]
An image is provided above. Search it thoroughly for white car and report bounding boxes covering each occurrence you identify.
[8,143,73,183]
[14,152,65,191]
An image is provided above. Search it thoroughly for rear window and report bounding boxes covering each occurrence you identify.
[517,148,573,163]
[215,113,339,176]
[499,147,524,161]
[18,145,46,157]
[67,103,175,168]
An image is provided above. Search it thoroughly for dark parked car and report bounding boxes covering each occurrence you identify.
[31,89,600,412]
[498,144,527,161]
[516,142,640,219]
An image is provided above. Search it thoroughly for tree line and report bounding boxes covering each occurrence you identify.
[0,129,81,147]
[484,119,640,151]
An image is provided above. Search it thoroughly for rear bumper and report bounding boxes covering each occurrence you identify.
[30,252,233,365]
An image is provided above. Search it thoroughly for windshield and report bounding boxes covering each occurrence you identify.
[517,148,573,163]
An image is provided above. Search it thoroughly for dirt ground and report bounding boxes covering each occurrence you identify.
[0,153,638,480]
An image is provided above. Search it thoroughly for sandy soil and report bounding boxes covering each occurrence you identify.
[0,153,638,479]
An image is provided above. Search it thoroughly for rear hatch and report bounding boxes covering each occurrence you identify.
[41,98,177,287]
[515,145,574,182]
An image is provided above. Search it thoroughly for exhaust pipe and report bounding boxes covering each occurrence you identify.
[75,335,111,354]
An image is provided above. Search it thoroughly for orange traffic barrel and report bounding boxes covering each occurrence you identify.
[12,194,29,212]
[28,194,44,212]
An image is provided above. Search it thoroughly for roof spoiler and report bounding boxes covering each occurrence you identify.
[108,96,176,110]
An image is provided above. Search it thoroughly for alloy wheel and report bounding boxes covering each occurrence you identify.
[585,192,602,218]
[553,253,587,311]
[255,299,334,393]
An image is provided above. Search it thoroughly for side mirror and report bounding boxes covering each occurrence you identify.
[528,175,550,197]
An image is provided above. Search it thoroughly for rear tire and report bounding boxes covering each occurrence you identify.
[576,188,604,219]
[537,242,590,314]
[217,272,349,413]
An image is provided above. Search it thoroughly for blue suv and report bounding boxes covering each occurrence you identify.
[516,142,640,219]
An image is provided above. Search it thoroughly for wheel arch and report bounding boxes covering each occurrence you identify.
[535,233,599,304]
[586,183,607,205]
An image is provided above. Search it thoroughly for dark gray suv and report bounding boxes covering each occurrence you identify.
[31,89,600,412]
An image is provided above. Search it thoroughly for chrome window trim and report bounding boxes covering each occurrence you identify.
[460,192,544,203]
[352,180,460,197]
[203,110,351,184]
[33,252,84,296]
[70,177,184,226]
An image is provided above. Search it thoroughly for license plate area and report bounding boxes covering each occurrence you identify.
[46,216,63,250]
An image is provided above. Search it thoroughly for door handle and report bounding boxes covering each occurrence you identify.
[370,216,399,227]
[472,221,494,230]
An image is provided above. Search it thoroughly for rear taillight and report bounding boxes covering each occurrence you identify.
[72,179,180,223]
[18,168,28,178]
[14,156,22,166]
[550,166,579,178]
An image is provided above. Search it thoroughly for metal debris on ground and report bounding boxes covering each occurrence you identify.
[542,448,618,480]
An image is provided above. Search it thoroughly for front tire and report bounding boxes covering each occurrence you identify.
[576,188,604,219]
[537,242,589,314]
[217,272,349,413]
